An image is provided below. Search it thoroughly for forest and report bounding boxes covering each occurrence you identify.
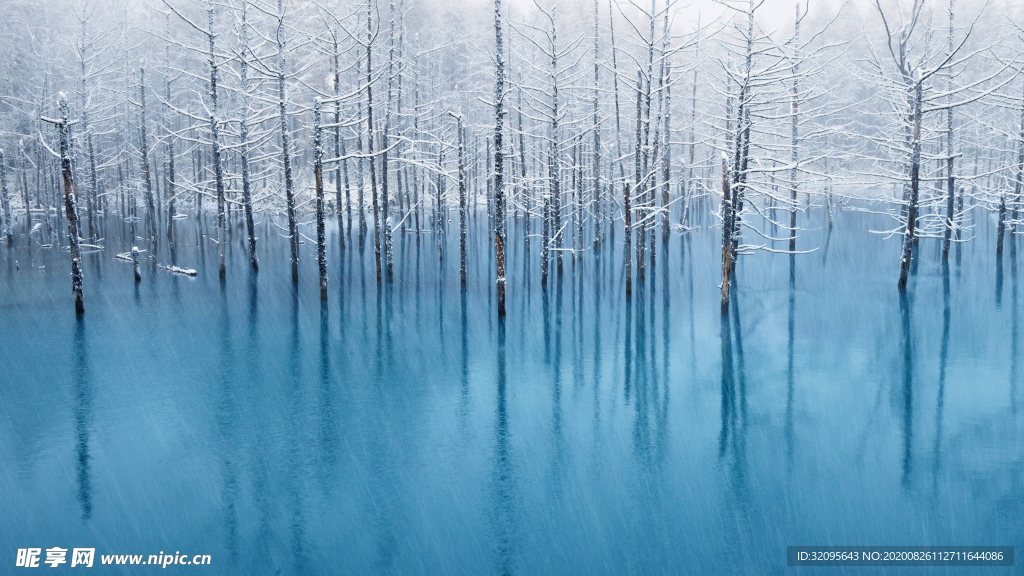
[1,0,1022,312]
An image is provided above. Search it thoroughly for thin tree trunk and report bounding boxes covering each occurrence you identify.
[592,0,602,249]
[456,115,467,285]
[238,0,257,270]
[19,140,31,245]
[625,183,632,296]
[789,3,800,252]
[314,99,328,299]
[0,151,11,244]
[333,33,346,251]
[494,0,506,316]
[720,154,732,313]
[277,0,298,283]
[942,0,957,261]
[139,65,156,244]
[367,0,382,281]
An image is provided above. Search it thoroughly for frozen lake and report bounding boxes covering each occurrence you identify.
[1,208,1021,574]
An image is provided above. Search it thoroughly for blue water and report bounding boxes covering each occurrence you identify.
[1,208,1021,574]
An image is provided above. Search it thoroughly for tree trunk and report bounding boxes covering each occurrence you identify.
[356,53,367,242]
[55,95,85,313]
[898,78,923,290]
[19,140,31,245]
[276,0,298,284]
[624,183,632,296]
[239,0,258,270]
[494,0,506,316]
[139,65,156,244]
[457,115,467,285]
[789,3,800,253]
[366,0,382,281]
[720,154,732,313]
[0,151,11,244]
[314,99,328,299]
[942,0,957,261]
[333,34,347,251]
[633,71,645,281]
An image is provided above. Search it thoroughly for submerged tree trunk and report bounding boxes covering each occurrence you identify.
[592,0,602,249]
[455,114,467,285]
[720,154,733,313]
[274,0,298,283]
[165,78,176,244]
[542,191,550,287]
[333,33,346,252]
[356,53,367,242]
[382,0,398,280]
[898,77,923,291]
[139,65,156,243]
[1012,74,1024,243]
[633,71,645,282]
[367,0,382,281]
[1,150,11,244]
[53,94,85,313]
[211,113,226,280]
[314,99,328,300]
[436,148,445,262]
[662,62,672,244]
[494,0,506,316]
[942,0,957,262]
[997,191,1007,257]
[624,183,632,296]
[19,140,31,246]
[789,3,800,253]
[239,0,258,271]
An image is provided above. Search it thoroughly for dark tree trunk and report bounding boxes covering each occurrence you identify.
[314,99,328,299]
[0,151,11,244]
[720,155,732,313]
[494,0,506,316]
[54,95,85,313]
[624,183,632,296]
[456,115,467,285]
[898,79,923,290]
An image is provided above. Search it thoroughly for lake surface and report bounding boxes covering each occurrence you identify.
[1,206,1021,574]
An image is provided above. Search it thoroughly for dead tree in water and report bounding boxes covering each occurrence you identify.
[44,94,85,313]
[313,99,328,300]
[624,183,632,296]
[720,154,733,313]
[898,73,923,291]
[997,190,1007,257]
[450,112,467,285]
[211,110,226,280]
[18,140,31,246]
[493,0,506,316]
[941,0,956,262]
[366,0,382,281]
[788,3,801,253]
[591,0,603,249]
[1011,73,1024,246]
[436,148,445,263]
[275,0,298,283]
[237,0,258,271]
[139,64,156,243]
[330,29,347,252]
[164,14,176,244]
[382,0,398,280]
[0,150,12,244]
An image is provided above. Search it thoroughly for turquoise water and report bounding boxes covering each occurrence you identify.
[1,208,1021,574]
